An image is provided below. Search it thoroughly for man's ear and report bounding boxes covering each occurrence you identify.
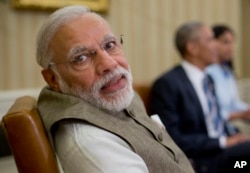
[41,69,61,92]
[187,41,198,56]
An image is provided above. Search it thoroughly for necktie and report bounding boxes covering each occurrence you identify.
[203,74,224,136]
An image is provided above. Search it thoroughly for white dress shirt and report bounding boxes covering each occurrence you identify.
[55,122,149,173]
[206,64,249,119]
[54,115,165,173]
[181,61,227,145]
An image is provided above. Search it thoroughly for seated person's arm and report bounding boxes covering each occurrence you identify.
[228,109,250,121]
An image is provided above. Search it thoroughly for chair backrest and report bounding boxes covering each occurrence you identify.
[133,83,152,115]
[1,96,60,173]
[237,78,250,104]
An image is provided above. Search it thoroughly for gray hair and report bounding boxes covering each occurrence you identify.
[174,21,204,57]
[36,5,92,68]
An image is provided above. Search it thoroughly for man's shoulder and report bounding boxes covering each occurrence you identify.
[158,65,183,78]
[153,65,185,86]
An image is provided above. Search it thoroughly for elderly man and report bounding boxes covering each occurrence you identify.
[36,5,194,173]
[150,22,250,173]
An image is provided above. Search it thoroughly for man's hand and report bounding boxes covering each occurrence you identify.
[229,109,250,121]
[226,134,250,147]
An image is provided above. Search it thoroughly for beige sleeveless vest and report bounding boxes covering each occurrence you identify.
[38,87,194,173]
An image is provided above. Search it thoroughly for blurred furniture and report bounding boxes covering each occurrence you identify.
[237,78,250,104]
[0,124,11,157]
[1,96,60,173]
[133,83,152,115]
[0,88,40,120]
[0,155,18,173]
[233,78,250,135]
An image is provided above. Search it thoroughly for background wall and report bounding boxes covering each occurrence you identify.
[0,0,249,91]
[241,0,250,77]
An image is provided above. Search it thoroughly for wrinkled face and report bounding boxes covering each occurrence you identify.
[215,31,234,62]
[190,26,217,69]
[44,14,134,113]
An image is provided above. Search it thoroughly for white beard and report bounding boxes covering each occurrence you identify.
[56,66,134,114]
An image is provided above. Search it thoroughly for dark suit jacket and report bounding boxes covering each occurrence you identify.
[150,65,225,159]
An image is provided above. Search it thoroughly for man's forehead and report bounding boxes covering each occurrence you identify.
[61,14,110,35]
[49,14,113,53]
[72,13,108,27]
[54,14,111,39]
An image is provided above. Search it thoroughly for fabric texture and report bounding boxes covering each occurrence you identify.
[203,74,224,137]
[150,62,250,173]
[37,86,194,173]
[150,64,225,158]
[206,64,249,119]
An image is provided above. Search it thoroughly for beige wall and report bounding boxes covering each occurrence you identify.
[241,0,250,77]
[0,0,249,90]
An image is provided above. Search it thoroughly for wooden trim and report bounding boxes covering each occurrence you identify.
[11,0,109,12]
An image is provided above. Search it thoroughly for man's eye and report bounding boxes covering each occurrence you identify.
[72,54,88,64]
[104,41,117,51]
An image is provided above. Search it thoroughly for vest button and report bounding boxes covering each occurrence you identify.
[157,132,163,141]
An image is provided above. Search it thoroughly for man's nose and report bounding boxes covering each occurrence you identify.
[95,50,118,75]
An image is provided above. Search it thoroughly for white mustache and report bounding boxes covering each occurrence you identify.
[92,67,129,92]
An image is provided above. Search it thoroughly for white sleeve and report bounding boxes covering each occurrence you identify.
[150,114,166,130]
[54,122,149,173]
